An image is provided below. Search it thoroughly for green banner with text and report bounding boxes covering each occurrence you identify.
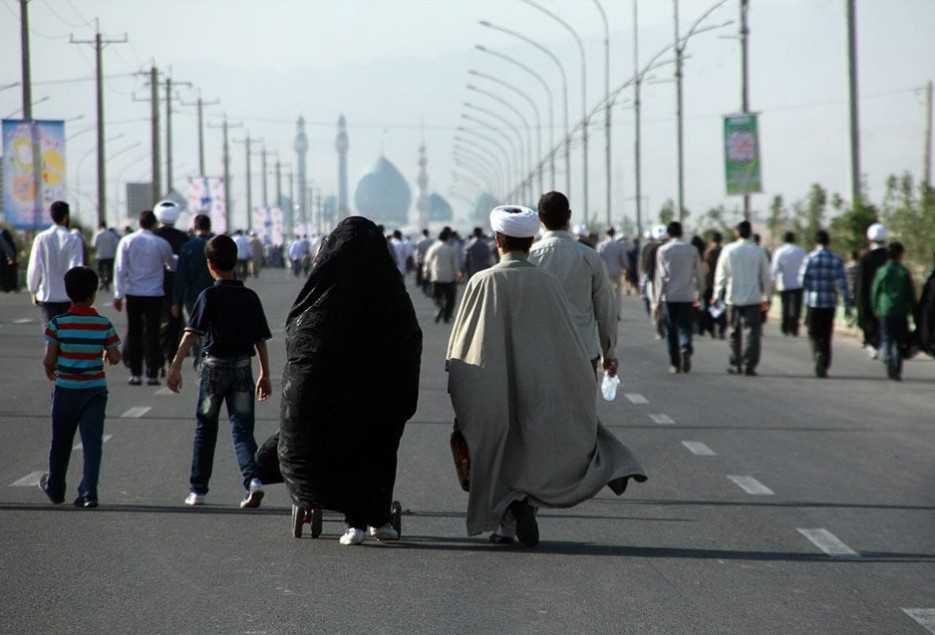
[723,113,762,196]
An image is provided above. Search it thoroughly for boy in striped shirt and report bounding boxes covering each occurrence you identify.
[40,266,121,508]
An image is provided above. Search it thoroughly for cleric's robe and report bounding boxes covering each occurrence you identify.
[446,252,646,535]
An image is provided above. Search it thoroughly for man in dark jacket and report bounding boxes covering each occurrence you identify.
[871,242,917,381]
[855,223,890,359]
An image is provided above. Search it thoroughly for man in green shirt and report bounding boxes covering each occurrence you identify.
[871,242,917,381]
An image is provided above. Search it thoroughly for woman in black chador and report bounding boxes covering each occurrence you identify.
[274,216,422,545]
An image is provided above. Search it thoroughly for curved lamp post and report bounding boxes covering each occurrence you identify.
[461,112,522,201]
[457,124,517,199]
[466,85,535,201]
[464,101,528,201]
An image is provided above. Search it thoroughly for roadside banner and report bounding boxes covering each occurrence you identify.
[2,119,66,229]
[723,113,762,196]
[188,176,226,234]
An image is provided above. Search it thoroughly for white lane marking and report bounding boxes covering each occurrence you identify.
[649,414,674,424]
[156,387,174,395]
[903,609,935,633]
[797,528,859,558]
[11,471,44,487]
[625,393,648,404]
[14,318,32,324]
[74,434,113,450]
[121,406,151,418]
[682,441,716,456]
[727,475,774,495]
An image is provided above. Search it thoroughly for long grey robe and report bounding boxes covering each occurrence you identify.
[446,253,647,536]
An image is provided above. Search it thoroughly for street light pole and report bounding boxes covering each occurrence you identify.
[466,85,534,201]
[594,0,612,229]
[479,22,570,197]
[457,123,516,200]
[634,0,644,239]
[741,0,752,220]
[462,107,524,201]
[674,0,685,224]
[520,1,589,223]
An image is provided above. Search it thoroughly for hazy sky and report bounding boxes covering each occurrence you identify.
[2,0,933,234]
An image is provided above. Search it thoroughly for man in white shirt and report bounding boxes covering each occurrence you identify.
[92,222,119,292]
[26,201,84,327]
[233,230,252,281]
[770,231,807,336]
[714,220,772,376]
[528,191,618,377]
[287,235,308,277]
[596,227,628,321]
[422,227,462,323]
[114,210,176,386]
[413,229,434,295]
[654,222,704,374]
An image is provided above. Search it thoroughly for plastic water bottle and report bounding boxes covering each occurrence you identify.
[601,373,620,401]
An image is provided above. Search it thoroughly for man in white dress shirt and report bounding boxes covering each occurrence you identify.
[715,220,772,376]
[770,231,807,336]
[27,201,84,328]
[114,210,176,386]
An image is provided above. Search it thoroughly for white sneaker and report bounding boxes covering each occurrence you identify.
[184,492,206,506]
[368,523,399,541]
[339,527,366,545]
[240,478,264,509]
[866,345,879,360]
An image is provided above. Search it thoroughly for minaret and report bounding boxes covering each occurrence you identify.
[336,114,349,218]
[415,140,430,228]
[293,116,308,235]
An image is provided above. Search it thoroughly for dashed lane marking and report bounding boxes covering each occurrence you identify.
[903,609,935,633]
[121,406,151,418]
[625,393,648,404]
[156,387,173,395]
[682,441,716,456]
[797,528,859,558]
[727,475,775,495]
[649,414,674,424]
[73,434,113,450]
[11,471,44,487]
[14,318,31,324]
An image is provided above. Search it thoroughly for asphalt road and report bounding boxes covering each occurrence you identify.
[1,270,933,635]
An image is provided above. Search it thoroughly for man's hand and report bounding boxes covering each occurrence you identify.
[255,374,272,401]
[759,300,770,312]
[602,357,619,378]
[166,366,182,393]
[113,298,123,312]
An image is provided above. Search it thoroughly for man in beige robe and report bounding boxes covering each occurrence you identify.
[446,205,647,547]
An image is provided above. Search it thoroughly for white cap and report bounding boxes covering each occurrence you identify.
[866,222,888,242]
[489,205,540,238]
[154,200,181,224]
[652,224,668,241]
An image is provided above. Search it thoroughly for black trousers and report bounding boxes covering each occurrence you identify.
[806,307,836,373]
[780,289,804,335]
[125,295,164,379]
[433,282,457,322]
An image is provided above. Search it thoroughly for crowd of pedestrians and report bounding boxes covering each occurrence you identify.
[15,194,934,548]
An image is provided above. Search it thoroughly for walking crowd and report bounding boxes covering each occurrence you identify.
[13,191,935,546]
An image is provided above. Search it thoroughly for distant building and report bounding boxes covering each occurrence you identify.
[428,193,453,222]
[354,156,412,227]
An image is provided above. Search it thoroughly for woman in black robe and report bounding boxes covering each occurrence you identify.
[276,216,422,545]
[0,228,19,293]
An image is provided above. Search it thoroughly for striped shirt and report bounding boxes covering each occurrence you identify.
[45,307,121,389]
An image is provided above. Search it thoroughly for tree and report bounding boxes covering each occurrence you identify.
[658,199,675,226]
[766,195,787,248]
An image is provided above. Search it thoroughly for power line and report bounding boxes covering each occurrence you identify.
[41,0,91,29]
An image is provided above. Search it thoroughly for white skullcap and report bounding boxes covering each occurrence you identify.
[866,222,888,242]
[154,200,181,224]
[652,224,668,240]
[490,205,540,238]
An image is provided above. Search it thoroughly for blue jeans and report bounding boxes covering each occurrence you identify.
[189,356,259,494]
[48,385,108,500]
[663,301,695,366]
[880,316,908,377]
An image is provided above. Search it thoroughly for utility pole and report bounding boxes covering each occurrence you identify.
[234,133,262,231]
[133,66,162,205]
[923,80,932,190]
[261,148,270,209]
[740,0,751,221]
[208,116,241,232]
[846,0,861,208]
[275,159,283,210]
[19,0,31,119]
[164,75,192,196]
[633,0,644,239]
[674,0,685,224]
[70,20,127,227]
[182,91,220,176]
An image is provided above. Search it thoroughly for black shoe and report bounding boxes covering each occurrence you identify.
[434,310,443,324]
[509,500,539,548]
[744,369,758,377]
[681,349,692,373]
[73,495,99,509]
[727,367,742,375]
[38,474,64,504]
[146,377,160,386]
[488,533,514,545]
[128,377,142,386]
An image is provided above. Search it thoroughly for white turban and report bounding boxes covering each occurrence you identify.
[489,205,540,238]
[155,200,181,224]
[652,224,668,241]
[866,222,888,242]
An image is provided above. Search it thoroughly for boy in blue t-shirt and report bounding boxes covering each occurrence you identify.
[167,234,272,509]
[40,266,122,508]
